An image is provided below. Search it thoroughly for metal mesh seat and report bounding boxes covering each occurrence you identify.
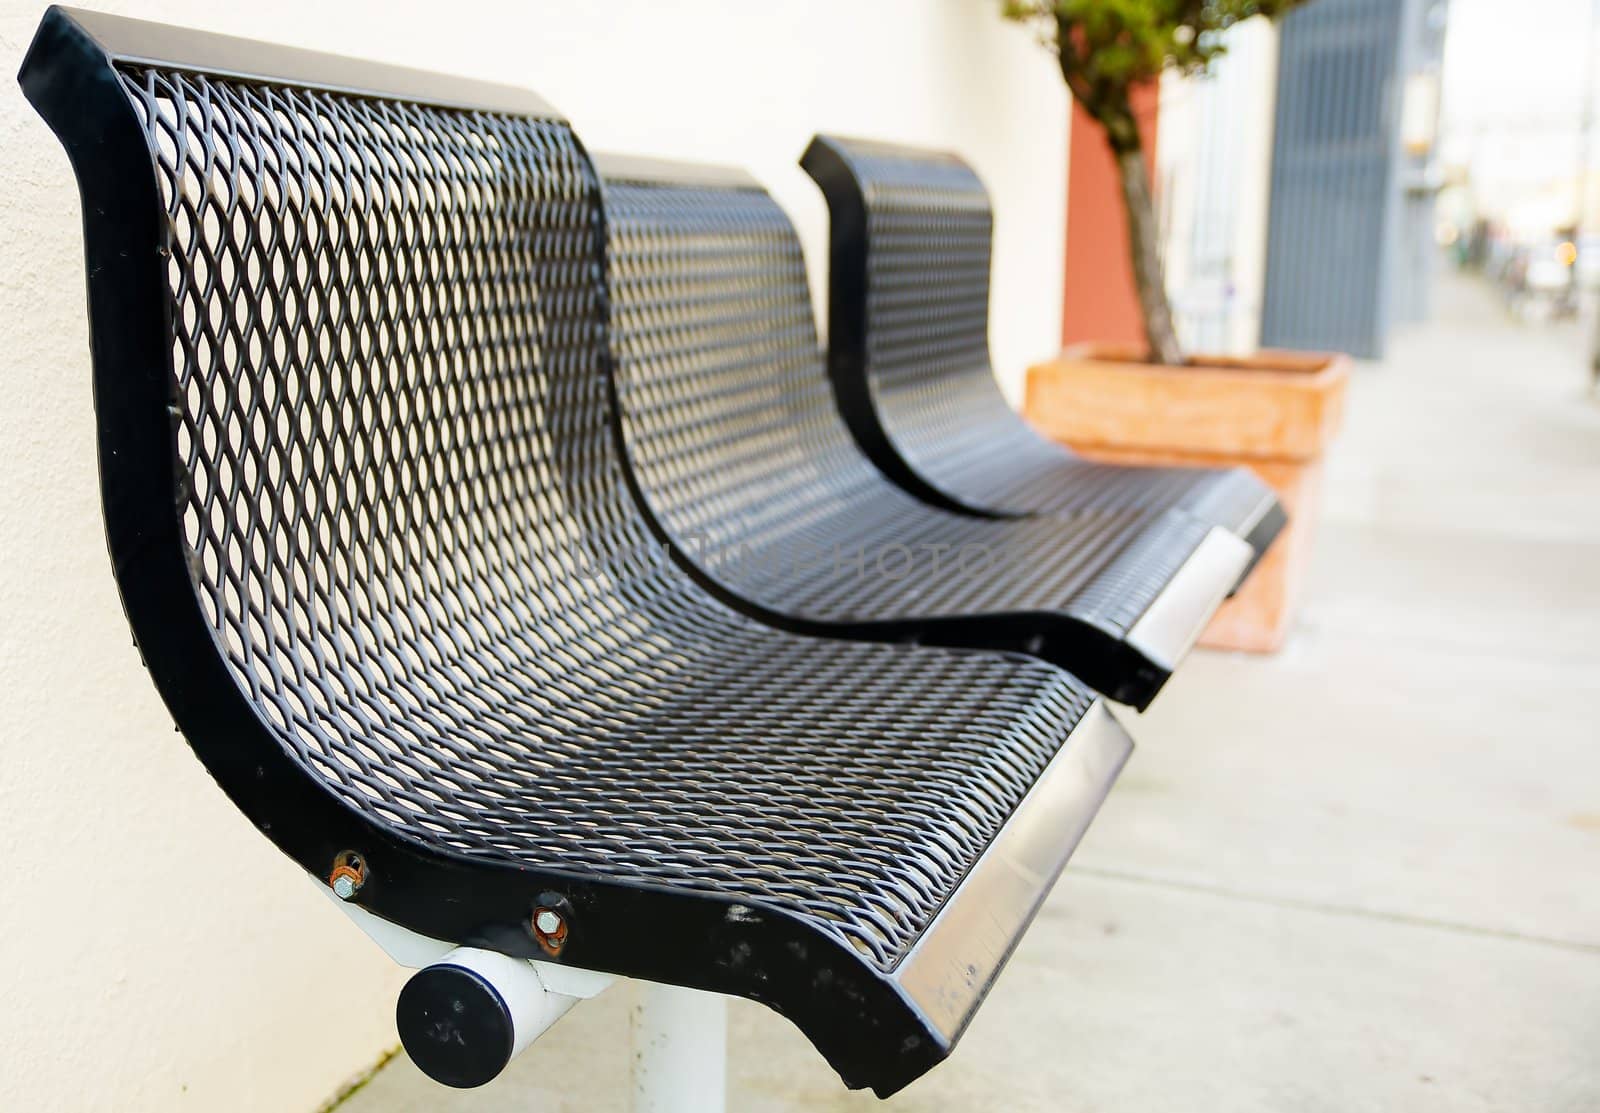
[799,134,1287,563]
[601,157,1251,707]
[21,7,1135,1095]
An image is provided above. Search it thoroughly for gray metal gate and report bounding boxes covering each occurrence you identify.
[1261,0,1419,358]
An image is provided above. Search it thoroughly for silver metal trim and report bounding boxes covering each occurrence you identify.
[891,701,1134,1041]
[1234,489,1282,545]
[1125,526,1253,672]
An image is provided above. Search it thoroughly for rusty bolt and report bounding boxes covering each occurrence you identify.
[531,896,572,956]
[329,852,366,900]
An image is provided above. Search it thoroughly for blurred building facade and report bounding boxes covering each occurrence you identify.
[1067,0,1452,361]
[1260,0,1450,358]
[1157,18,1280,355]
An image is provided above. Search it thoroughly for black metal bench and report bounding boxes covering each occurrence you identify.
[21,6,1135,1100]
[800,134,1287,563]
[600,156,1252,708]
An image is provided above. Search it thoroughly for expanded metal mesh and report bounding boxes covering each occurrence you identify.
[116,65,1099,972]
[604,173,1210,637]
[809,135,1274,534]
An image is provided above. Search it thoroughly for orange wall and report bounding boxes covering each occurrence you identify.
[1062,84,1159,346]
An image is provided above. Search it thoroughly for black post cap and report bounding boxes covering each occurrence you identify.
[396,963,517,1088]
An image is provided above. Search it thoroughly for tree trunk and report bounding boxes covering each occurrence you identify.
[1113,144,1185,366]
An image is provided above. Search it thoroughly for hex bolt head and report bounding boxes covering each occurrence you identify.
[328,852,367,901]
[531,892,573,956]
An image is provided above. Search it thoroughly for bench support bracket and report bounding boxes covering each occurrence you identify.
[324,883,727,1105]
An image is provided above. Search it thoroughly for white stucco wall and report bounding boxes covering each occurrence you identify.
[0,3,1068,1110]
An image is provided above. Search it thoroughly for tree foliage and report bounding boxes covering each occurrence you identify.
[1001,1,1305,151]
[1002,0,1309,364]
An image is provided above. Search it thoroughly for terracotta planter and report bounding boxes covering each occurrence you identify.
[1023,342,1350,653]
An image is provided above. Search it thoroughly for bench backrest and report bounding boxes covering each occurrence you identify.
[21,7,667,856]
[800,134,1025,504]
[601,157,888,564]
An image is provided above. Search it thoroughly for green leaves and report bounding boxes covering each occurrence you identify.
[1004,0,1308,115]
[1002,0,1308,361]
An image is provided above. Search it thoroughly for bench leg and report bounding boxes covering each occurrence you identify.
[630,982,727,1113]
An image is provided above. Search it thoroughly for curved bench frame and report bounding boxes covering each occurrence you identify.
[20,7,1133,1096]
[599,154,1251,709]
[800,133,1287,568]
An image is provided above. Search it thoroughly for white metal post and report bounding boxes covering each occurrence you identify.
[630,982,727,1113]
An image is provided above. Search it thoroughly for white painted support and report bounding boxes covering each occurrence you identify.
[320,880,729,1106]
[630,981,727,1113]
[321,885,614,998]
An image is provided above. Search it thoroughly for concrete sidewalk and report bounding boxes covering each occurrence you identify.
[339,275,1600,1112]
